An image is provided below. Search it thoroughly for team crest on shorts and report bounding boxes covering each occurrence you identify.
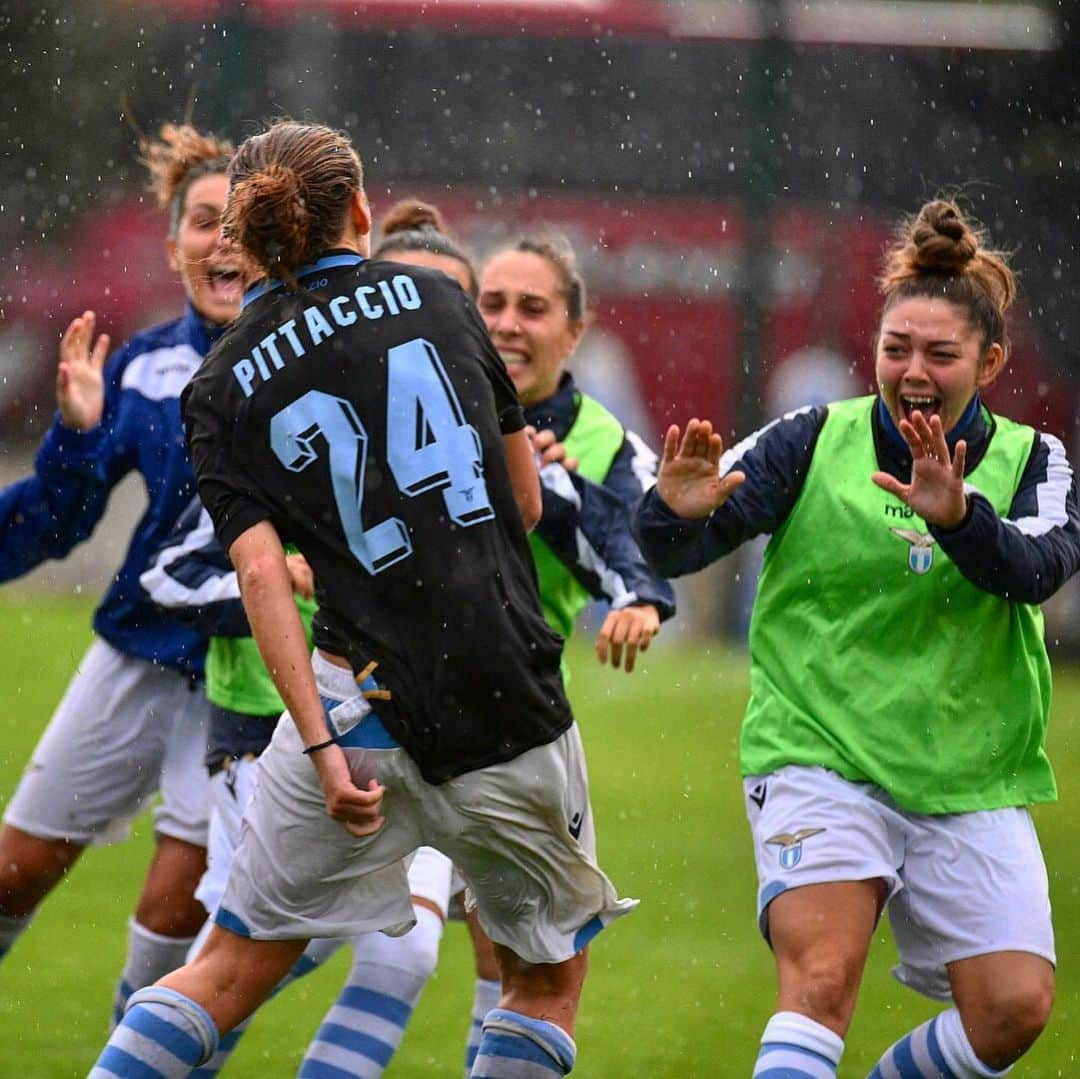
[765,828,826,869]
[890,527,937,574]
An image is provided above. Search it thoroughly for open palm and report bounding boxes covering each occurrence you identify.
[57,310,110,431]
[872,410,968,529]
[656,419,745,520]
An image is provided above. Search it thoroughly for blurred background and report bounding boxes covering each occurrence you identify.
[1,0,1078,640]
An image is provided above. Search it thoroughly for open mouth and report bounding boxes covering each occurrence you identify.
[899,394,942,422]
[499,350,528,372]
[207,267,243,303]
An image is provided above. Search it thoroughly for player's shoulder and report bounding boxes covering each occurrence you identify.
[112,313,203,403]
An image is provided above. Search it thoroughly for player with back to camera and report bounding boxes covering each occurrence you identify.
[140,197,670,1077]
[0,123,241,1021]
[91,119,634,1079]
[636,199,1080,1079]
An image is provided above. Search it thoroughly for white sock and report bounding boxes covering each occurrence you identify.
[465,978,502,1077]
[112,919,197,1029]
[753,1011,843,1078]
[299,904,444,1078]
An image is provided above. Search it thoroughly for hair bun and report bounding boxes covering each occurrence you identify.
[910,199,978,274]
[381,199,446,238]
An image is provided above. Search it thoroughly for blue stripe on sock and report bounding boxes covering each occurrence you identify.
[761,1040,836,1070]
[926,1018,955,1077]
[893,1033,919,1077]
[479,1032,560,1069]
[465,1046,480,1070]
[299,1059,371,1079]
[335,985,413,1027]
[312,1022,396,1067]
[757,1069,823,1079]
[867,1069,884,1079]
[96,1045,169,1079]
[127,1006,205,1063]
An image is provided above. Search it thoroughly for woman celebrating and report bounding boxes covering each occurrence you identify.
[478,234,672,674]
[637,199,1079,1078]
[93,120,633,1079]
[0,124,240,1021]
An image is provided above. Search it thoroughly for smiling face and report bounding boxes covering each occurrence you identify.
[875,295,1004,435]
[167,172,243,326]
[477,249,585,406]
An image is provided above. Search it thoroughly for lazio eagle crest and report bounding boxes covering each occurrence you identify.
[890,527,937,574]
[765,828,826,869]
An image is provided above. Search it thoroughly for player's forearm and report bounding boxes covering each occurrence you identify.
[232,532,328,747]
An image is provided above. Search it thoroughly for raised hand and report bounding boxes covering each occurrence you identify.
[595,603,660,673]
[57,310,110,431]
[655,419,745,520]
[871,410,968,529]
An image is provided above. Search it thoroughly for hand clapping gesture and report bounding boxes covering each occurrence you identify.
[656,418,745,520]
[871,410,968,529]
[57,310,110,431]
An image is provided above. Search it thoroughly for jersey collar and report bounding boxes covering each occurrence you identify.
[522,370,579,441]
[242,251,366,308]
[183,302,229,354]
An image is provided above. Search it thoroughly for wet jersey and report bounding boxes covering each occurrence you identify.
[184,252,572,783]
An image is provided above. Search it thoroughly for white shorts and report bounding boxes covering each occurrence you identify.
[744,765,1055,1000]
[4,638,210,847]
[197,754,454,921]
[216,652,635,964]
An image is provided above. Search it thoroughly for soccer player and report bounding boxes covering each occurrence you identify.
[92,119,634,1079]
[636,198,1080,1078]
[0,124,240,1020]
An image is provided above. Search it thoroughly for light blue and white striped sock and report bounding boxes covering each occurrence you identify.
[753,1011,843,1078]
[869,1009,1011,1078]
[111,919,197,1030]
[90,985,218,1078]
[464,978,502,1076]
[0,910,32,963]
[298,905,443,1078]
[190,938,344,1076]
[470,1008,576,1078]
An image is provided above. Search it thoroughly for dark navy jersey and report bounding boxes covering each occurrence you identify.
[184,252,572,782]
[0,305,220,676]
[637,396,1080,604]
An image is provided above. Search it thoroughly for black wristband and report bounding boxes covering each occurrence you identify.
[302,736,339,756]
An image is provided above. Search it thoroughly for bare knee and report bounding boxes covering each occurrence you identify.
[961,972,1054,1067]
[0,825,83,916]
[134,836,207,937]
[466,906,500,982]
[777,951,864,1032]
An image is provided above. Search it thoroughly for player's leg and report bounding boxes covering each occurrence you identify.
[744,766,901,1078]
[91,924,308,1078]
[112,671,211,1023]
[0,825,83,956]
[0,639,193,976]
[431,723,635,1078]
[870,807,1054,1077]
[470,946,585,1078]
[298,846,451,1078]
[761,881,880,1077]
[464,905,502,1076]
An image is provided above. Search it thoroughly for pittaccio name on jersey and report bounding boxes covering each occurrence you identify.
[231,274,423,398]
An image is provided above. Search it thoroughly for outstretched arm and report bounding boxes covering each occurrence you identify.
[0,311,126,581]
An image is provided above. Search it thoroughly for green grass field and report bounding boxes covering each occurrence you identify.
[0,592,1077,1077]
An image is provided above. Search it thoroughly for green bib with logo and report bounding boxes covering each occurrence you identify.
[743,395,1055,813]
[529,393,626,641]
